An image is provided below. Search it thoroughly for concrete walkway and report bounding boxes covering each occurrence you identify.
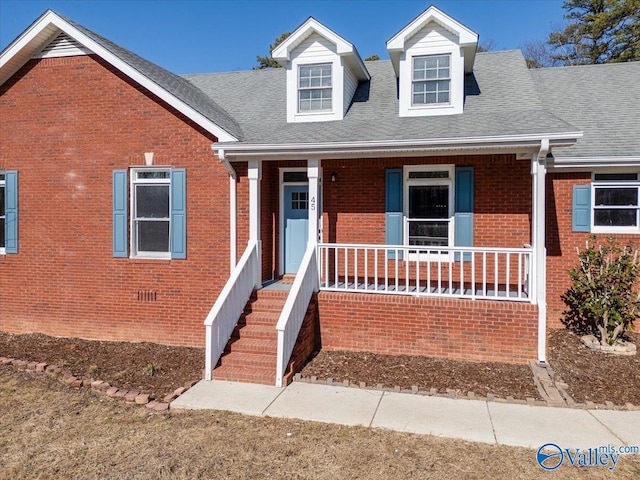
[171,380,640,450]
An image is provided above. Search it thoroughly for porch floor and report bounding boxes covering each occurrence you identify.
[321,280,528,299]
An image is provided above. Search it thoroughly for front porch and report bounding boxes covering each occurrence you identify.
[205,148,549,386]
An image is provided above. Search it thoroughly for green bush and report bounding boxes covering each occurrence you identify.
[562,236,640,345]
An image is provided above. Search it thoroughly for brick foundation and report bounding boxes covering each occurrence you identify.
[317,292,538,364]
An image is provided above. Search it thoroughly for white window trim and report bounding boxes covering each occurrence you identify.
[130,167,172,259]
[287,57,344,123]
[403,164,455,261]
[399,45,463,117]
[590,172,640,234]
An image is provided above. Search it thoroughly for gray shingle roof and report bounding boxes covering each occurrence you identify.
[184,50,577,145]
[531,61,640,158]
[58,12,243,140]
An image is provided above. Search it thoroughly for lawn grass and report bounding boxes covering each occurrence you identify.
[2,367,639,479]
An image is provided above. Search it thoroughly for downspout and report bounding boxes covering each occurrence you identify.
[214,147,237,273]
[533,138,549,364]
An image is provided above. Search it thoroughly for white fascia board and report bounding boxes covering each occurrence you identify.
[0,11,238,143]
[214,131,582,160]
[272,17,369,80]
[548,156,640,170]
[273,17,353,60]
[387,6,478,51]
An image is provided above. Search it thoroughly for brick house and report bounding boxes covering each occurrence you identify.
[1,7,639,386]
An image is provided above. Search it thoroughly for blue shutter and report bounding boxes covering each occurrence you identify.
[454,167,474,261]
[572,185,591,232]
[385,169,403,259]
[170,168,186,259]
[5,171,18,254]
[112,170,128,258]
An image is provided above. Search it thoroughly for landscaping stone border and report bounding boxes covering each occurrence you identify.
[294,364,640,412]
[0,356,197,411]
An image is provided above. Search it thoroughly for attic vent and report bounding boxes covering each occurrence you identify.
[33,32,92,59]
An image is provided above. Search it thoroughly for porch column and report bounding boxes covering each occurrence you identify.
[307,158,321,245]
[532,139,549,363]
[248,159,262,288]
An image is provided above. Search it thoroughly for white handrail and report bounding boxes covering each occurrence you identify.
[275,244,319,387]
[204,241,259,381]
[318,243,533,303]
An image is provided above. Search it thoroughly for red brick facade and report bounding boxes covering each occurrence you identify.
[0,55,230,347]
[545,172,640,329]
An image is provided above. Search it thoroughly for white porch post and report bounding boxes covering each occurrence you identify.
[307,159,321,246]
[248,159,262,288]
[532,139,549,363]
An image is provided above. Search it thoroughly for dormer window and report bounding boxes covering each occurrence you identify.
[271,17,370,123]
[298,63,332,112]
[386,6,478,118]
[412,54,450,105]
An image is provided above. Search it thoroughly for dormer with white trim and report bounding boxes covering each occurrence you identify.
[272,17,370,123]
[386,6,478,117]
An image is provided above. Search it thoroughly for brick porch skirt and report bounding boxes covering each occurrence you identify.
[316,291,538,364]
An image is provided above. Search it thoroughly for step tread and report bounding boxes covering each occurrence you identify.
[226,337,277,354]
[213,366,275,385]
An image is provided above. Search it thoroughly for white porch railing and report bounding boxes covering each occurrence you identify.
[275,244,319,387]
[318,243,533,302]
[204,241,259,380]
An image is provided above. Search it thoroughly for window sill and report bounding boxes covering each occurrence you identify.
[591,226,640,235]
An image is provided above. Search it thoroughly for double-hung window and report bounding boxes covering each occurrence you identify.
[298,63,332,112]
[412,54,451,105]
[0,174,5,251]
[592,173,640,232]
[131,169,171,258]
[404,166,454,251]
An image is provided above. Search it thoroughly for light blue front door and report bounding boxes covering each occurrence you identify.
[283,184,309,273]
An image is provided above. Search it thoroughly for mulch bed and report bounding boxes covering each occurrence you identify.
[1,328,639,407]
[0,332,204,401]
[299,350,541,400]
[548,328,640,405]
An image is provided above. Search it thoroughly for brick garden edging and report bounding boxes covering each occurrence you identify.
[0,356,197,411]
[294,367,640,412]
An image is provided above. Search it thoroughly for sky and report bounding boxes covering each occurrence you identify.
[0,0,567,74]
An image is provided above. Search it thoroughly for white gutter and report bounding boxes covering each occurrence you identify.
[215,147,237,272]
[549,156,640,169]
[212,131,582,160]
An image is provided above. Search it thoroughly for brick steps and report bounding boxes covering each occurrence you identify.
[212,364,275,385]
[212,288,287,385]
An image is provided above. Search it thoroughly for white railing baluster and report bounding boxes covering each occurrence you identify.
[471,251,476,300]
[315,243,533,303]
[517,252,523,299]
[374,248,379,292]
[482,252,487,297]
[506,253,511,299]
[494,253,499,299]
[459,249,464,297]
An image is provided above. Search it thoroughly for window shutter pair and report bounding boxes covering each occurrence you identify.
[5,171,18,254]
[112,169,186,259]
[384,167,475,259]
